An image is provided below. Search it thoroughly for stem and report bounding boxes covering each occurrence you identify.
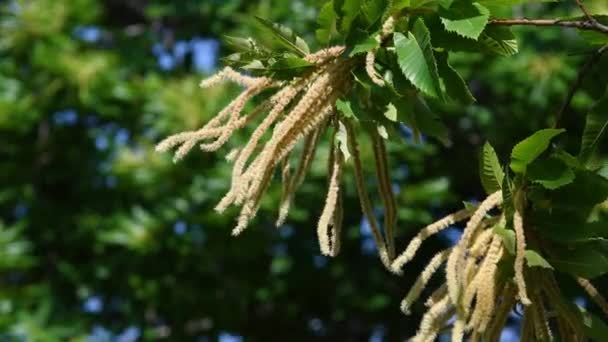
[489,18,608,34]
[553,44,608,128]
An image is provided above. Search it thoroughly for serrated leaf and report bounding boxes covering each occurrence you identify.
[580,94,608,165]
[479,26,518,56]
[527,157,575,190]
[510,128,565,173]
[394,19,442,99]
[435,52,475,105]
[479,142,504,194]
[317,1,339,44]
[361,0,387,26]
[524,250,553,269]
[349,36,380,56]
[494,225,515,254]
[254,16,310,57]
[440,2,490,40]
[336,0,363,34]
[549,243,608,279]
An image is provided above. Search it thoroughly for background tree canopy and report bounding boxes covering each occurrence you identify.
[0,0,607,341]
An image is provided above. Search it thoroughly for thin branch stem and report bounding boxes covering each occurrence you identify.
[489,18,608,35]
[575,0,597,24]
[553,44,608,128]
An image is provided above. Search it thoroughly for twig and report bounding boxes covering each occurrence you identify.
[489,18,608,35]
[553,44,608,128]
[575,0,597,24]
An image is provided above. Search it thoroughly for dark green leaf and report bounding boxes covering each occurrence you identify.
[510,128,565,173]
[479,26,518,56]
[527,157,576,190]
[579,306,608,342]
[439,2,490,40]
[580,94,608,165]
[479,142,504,194]
[435,51,475,105]
[349,36,380,56]
[254,16,310,57]
[528,209,608,243]
[548,242,608,279]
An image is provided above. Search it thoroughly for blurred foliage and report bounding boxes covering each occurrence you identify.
[0,0,607,341]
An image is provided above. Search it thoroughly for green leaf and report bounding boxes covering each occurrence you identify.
[254,16,310,57]
[528,210,608,243]
[336,0,363,35]
[549,242,608,279]
[384,103,398,121]
[580,94,608,165]
[317,1,339,44]
[510,128,565,173]
[439,2,490,40]
[545,170,608,213]
[361,0,387,26]
[494,225,515,254]
[412,97,449,144]
[394,19,442,98]
[479,26,518,56]
[349,36,380,56]
[435,51,475,105]
[336,99,356,118]
[527,157,576,190]
[579,306,608,342]
[223,36,270,56]
[524,250,553,269]
[478,0,557,5]
[479,142,504,195]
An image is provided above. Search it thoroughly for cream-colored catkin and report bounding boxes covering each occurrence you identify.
[577,277,608,317]
[304,46,345,64]
[446,190,502,304]
[276,128,321,226]
[400,248,451,315]
[345,120,391,268]
[486,284,517,342]
[412,295,451,342]
[390,208,473,274]
[451,318,465,342]
[317,142,343,256]
[365,16,395,87]
[472,236,504,332]
[232,77,345,235]
[425,284,447,308]
[513,209,531,305]
[199,66,263,88]
[241,63,341,206]
[371,129,397,259]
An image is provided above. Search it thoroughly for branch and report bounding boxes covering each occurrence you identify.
[489,18,608,35]
[554,44,608,128]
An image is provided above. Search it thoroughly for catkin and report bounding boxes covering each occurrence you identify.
[513,209,531,305]
[391,208,473,274]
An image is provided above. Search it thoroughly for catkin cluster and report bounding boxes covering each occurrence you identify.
[156,46,399,267]
[390,190,608,341]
